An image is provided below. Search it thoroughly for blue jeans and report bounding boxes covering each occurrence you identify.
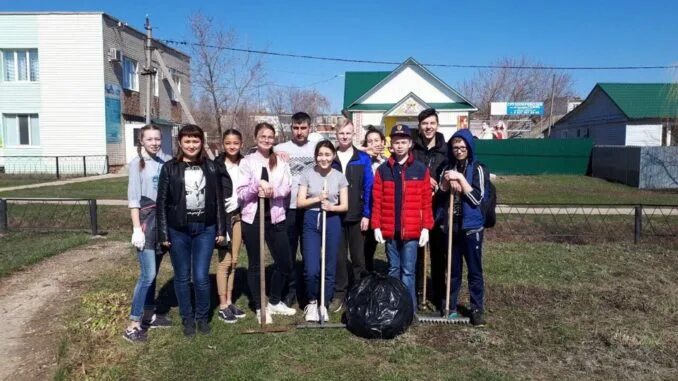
[302,210,341,305]
[168,223,216,322]
[129,248,164,321]
[449,230,484,312]
[386,239,418,311]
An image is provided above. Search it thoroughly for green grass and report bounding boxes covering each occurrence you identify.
[54,241,678,380]
[0,177,127,199]
[0,231,92,277]
[0,174,57,188]
[2,175,676,205]
[495,175,678,204]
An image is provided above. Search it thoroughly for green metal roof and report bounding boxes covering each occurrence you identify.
[597,83,678,119]
[347,102,475,111]
[343,71,390,109]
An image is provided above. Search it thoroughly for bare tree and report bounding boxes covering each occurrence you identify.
[267,87,330,120]
[188,12,265,139]
[461,56,575,118]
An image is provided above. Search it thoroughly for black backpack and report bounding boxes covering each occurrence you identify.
[474,162,497,228]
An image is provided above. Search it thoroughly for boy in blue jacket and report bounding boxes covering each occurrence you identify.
[437,128,489,326]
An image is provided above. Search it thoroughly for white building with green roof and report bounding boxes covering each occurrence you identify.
[343,57,477,143]
[551,83,678,146]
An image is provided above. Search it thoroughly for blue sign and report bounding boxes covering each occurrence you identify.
[506,102,544,116]
[105,96,121,144]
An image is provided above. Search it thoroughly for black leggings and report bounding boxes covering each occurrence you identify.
[242,217,292,309]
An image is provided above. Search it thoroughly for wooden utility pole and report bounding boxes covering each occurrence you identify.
[154,49,213,159]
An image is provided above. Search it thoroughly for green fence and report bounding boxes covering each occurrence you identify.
[474,138,593,175]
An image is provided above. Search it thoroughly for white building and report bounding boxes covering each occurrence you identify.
[343,57,477,144]
[0,12,191,174]
[550,83,677,146]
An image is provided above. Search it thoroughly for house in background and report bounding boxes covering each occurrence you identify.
[343,57,477,144]
[550,83,677,146]
[0,12,190,174]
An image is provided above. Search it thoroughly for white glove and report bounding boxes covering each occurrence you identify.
[374,228,385,244]
[131,227,145,250]
[418,228,429,247]
[225,196,239,213]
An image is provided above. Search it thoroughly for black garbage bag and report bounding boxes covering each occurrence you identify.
[345,273,414,339]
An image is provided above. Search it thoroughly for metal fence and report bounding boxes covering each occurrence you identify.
[1,199,676,246]
[0,198,99,235]
[592,146,678,189]
[0,155,109,178]
[488,204,677,244]
[474,138,593,175]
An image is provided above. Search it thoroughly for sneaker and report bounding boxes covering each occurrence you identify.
[218,308,237,324]
[447,311,463,320]
[256,309,273,324]
[197,320,211,334]
[267,301,297,316]
[470,309,486,327]
[122,327,147,343]
[228,304,246,319]
[182,319,196,338]
[318,305,329,322]
[142,314,172,330]
[304,302,319,322]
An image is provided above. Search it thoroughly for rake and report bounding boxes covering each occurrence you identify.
[298,179,345,330]
[418,192,469,325]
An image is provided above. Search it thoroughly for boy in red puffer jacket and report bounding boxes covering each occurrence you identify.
[371,124,434,313]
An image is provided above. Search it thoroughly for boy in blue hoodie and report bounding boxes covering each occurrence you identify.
[437,128,488,326]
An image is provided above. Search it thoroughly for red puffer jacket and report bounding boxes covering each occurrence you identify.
[371,154,434,240]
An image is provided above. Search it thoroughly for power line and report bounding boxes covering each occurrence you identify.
[160,38,678,71]
[250,74,343,90]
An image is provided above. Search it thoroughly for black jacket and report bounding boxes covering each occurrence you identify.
[331,146,374,222]
[213,153,234,199]
[156,158,227,243]
[212,153,235,242]
[412,131,449,181]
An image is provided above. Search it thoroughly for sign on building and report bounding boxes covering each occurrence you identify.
[491,102,544,116]
[105,84,122,144]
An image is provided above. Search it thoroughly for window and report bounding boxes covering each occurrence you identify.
[168,68,181,102]
[3,114,40,146]
[153,68,159,97]
[2,49,39,82]
[122,56,138,91]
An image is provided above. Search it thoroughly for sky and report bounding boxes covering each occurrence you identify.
[3,0,677,111]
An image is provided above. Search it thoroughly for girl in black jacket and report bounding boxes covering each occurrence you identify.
[157,124,227,337]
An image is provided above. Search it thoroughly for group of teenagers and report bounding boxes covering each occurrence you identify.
[123,108,489,342]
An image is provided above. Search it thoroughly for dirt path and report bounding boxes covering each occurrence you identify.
[0,240,127,381]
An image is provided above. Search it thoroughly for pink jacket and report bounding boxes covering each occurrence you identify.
[237,151,291,224]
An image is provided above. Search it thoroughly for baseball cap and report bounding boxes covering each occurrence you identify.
[390,124,412,138]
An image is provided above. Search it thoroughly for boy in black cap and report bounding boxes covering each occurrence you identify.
[371,124,434,311]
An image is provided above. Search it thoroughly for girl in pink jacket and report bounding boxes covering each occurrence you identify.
[237,122,296,324]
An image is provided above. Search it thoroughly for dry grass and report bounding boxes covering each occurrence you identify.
[53,241,678,380]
